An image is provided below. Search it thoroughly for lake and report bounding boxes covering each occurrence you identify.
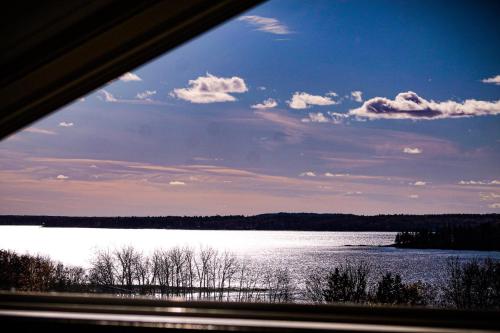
[1,226,499,285]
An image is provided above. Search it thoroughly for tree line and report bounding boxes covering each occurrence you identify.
[1,247,499,309]
[394,223,500,251]
[0,213,498,231]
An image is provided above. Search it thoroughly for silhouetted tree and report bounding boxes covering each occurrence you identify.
[322,261,370,304]
[444,258,500,309]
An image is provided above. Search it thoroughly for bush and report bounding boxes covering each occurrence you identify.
[444,258,500,309]
[374,273,426,306]
[321,261,370,304]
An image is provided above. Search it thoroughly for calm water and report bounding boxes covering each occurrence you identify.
[1,226,499,284]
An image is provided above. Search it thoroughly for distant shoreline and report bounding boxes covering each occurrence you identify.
[0,213,498,232]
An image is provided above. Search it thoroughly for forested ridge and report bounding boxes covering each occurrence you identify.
[0,213,498,231]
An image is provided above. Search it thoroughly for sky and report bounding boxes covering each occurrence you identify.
[1,0,499,216]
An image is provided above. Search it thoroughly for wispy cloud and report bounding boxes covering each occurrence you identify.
[1,153,489,215]
[23,127,57,135]
[350,91,500,120]
[171,73,248,103]
[119,72,142,82]
[59,122,74,127]
[299,171,316,177]
[328,112,349,124]
[351,91,363,102]
[301,112,328,123]
[98,89,117,102]
[251,98,277,110]
[56,174,69,180]
[459,180,500,186]
[403,147,422,154]
[480,192,500,201]
[288,92,338,109]
[325,172,350,177]
[411,181,426,186]
[238,15,291,35]
[481,75,500,85]
[136,90,157,100]
[98,89,166,105]
[301,111,349,124]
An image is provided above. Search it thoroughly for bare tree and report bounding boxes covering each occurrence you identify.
[151,249,171,296]
[89,249,116,289]
[134,251,152,294]
[183,247,196,299]
[304,268,326,303]
[262,266,295,303]
[114,246,140,292]
[218,251,238,300]
[194,247,215,299]
[168,247,185,295]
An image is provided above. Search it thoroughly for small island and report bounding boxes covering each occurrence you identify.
[394,223,500,251]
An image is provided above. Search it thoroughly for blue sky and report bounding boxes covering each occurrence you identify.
[1,0,499,215]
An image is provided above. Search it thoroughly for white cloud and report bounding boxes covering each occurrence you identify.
[403,147,422,154]
[325,172,350,177]
[299,171,316,177]
[56,175,69,180]
[98,89,117,102]
[257,86,267,91]
[328,112,350,124]
[459,180,500,186]
[119,72,142,82]
[351,91,363,102]
[346,191,363,195]
[288,92,337,109]
[97,89,165,105]
[409,194,419,199]
[136,90,157,100]
[327,91,338,97]
[251,98,277,110]
[23,127,57,135]
[238,15,290,35]
[171,73,248,103]
[349,91,500,120]
[411,181,426,186]
[169,181,186,186]
[59,122,74,127]
[480,192,500,201]
[301,111,349,124]
[301,112,329,123]
[481,75,500,85]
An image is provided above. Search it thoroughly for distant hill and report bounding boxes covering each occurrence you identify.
[0,213,498,231]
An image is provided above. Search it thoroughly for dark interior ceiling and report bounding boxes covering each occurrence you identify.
[0,0,264,140]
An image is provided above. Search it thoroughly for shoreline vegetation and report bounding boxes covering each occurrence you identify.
[1,246,499,310]
[393,223,500,251]
[0,213,498,231]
